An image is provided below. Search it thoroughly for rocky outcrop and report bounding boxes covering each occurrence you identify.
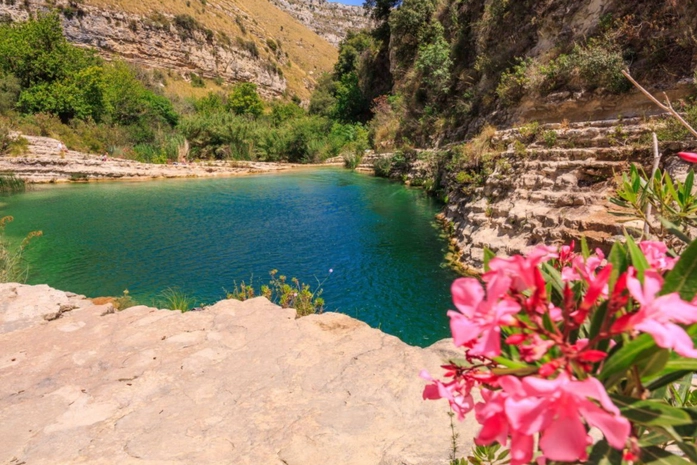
[0,0,287,97]
[446,117,696,272]
[0,135,306,182]
[0,283,474,464]
[363,117,694,273]
[270,0,371,47]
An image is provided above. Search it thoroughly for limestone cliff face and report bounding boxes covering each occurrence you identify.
[1,0,289,96]
[368,115,693,273]
[271,0,371,47]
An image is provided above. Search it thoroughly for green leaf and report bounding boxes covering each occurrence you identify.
[658,217,692,245]
[491,356,529,369]
[483,247,495,272]
[663,359,697,371]
[581,236,590,259]
[599,333,656,380]
[612,395,693,426]
[587,439,622,465]
[638,349,670,379]
[646,370,692,392]
[641,446,693,464]
[540,262,563,296]
[624,232,649,280]
[491,366,538,376]
[588,302,609,341]
[607,241,628,289]
[674,408,697,441]
[662,238,697,300]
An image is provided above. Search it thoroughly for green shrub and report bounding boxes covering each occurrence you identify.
[373,155,392,177]
[228,269,329,317]
[518,121,540,142]
[414,23,452,98]
[540,39,628,94]
[189,72,205,88]
[542,129,558,147]
[114,289,137,310]
[157,287,194,313]
[0,216,42,283]
[496,58,532,104]
[227,82,264,118]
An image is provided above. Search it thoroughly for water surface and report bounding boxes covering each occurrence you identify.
[1,168,458,346]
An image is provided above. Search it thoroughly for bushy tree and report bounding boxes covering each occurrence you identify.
[227,82,264,118]
[415,24,452,98]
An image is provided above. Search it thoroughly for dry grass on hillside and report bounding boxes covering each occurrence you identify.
[84,0,337,100]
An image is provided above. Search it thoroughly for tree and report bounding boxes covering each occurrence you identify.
[363,0,400,23]
[226,82,264,118]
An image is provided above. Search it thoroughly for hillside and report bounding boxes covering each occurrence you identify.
[271,0,371,47]
[340,0,697,148]
[0,0,345,100]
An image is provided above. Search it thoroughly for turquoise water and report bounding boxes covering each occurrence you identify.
[0,168,458,346]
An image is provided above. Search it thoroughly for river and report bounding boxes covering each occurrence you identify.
[0,168,459,346]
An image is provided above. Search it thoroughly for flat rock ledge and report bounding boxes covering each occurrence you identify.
[0,284,476,464]
[1,135,343,183]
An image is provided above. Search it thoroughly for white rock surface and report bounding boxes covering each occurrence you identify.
[0,284,477,464]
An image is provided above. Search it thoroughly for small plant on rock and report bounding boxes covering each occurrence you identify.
[158,287,194,313]
[0,216,41,283]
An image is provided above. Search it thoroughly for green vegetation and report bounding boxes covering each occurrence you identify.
[158,287,195,312]
[0,216,41,283]
[113,289,138,310]
[227,269,329,317]
[0,14,364,165]
[0,173,26,194]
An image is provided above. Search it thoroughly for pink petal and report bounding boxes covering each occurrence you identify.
[505,396,552,435]
[451,278,484,316]
[635,320,697,358]
[447,310,482,347]
[654,294,697,325]
[678,152,697,163]
[565,376,620,415]
[578,401,630,450]
[471,326,502,358]
[476,413,509,447]
[539,413,589,462]
[509,432,534,465]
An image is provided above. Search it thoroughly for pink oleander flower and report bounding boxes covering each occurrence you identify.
[448,276,521,357]
[500,373,631,463]
[507,333,555,362]
[639,241,677,271]
[617,269,697,358]
[475,387,535,465]
[678,151,697,163]
[420,370,475,420]
[488,245,557,293]
[561,248,606,285]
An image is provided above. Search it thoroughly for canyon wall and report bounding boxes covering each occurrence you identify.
[0,0,288,97]
[271,0,371,47]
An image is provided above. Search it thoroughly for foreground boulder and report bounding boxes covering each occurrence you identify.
[0,284,476,464]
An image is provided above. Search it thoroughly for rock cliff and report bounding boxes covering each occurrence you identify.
[0,0,287,97]
[271,0,371,47]
[0,0,348,99]
[365,113,694,273]
[0,283,475,464]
